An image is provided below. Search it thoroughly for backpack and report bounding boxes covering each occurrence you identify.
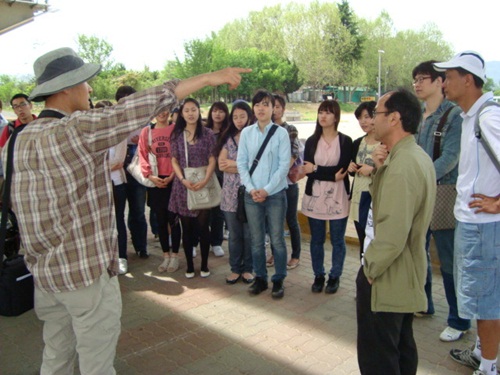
[474,101,500,172]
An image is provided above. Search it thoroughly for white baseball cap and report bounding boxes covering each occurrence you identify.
[434,51,487,83]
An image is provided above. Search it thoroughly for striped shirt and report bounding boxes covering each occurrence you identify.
[8,80,180,293]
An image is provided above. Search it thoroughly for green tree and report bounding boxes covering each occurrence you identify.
[77,34,115,71]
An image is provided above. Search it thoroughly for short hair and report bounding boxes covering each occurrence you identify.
[456,67,484,89]
[354,101,376,119]
[384,88,422,134]
[252,90,275,108]
[273,94,286,108]
[412,60,445,82]
[115,86,137,102]
[95,100,113,108]
[10,93,30,106]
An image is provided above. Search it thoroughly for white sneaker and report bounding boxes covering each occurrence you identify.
[212,245,224,257]
[118,258,128,275]
[440,326,467,342]
[192,247,197,258]
[185,271,195,279]
[200,270,211,278]
[223,230,230,240]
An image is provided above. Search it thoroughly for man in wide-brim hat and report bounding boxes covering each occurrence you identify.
[5,46,250,374]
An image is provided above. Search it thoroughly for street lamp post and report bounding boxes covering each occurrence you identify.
[378,50,385,99]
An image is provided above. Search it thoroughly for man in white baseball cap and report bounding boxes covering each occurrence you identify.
[6,46,250,374]
[434,52,500,375]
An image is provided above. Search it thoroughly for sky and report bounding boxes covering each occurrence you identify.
[0,0,497,77]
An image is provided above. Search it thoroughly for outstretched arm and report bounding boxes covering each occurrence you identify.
[174,68,252,100]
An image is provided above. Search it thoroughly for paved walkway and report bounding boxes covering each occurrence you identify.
[1,230,481,375]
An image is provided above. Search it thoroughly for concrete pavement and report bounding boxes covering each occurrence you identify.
[0,230,479,375]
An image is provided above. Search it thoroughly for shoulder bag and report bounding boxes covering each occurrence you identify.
[237,124,278,222]
[430,107,456,231]
[126,125,157,188]
[184,131,222,210]
[0,123,34,316]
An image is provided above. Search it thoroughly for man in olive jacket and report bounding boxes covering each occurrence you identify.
[356,88,436,375]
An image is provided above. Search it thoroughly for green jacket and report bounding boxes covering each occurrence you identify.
[364,135,436,313]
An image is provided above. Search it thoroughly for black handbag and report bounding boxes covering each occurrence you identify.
[237,185,247,222]
[0,255,34,316]
[237,125,279,223]
[0,122,34,316]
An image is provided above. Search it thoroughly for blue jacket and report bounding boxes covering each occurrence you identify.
[415,99,462,185]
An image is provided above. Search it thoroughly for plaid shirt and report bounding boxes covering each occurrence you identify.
[8,80,179,293]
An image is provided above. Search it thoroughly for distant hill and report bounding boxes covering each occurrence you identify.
[486,61,500,85]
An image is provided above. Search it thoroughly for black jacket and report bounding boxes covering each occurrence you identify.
[303,132,353,197]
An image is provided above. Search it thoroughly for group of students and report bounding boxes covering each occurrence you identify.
[5,46,499,375]
[111,85,379,302]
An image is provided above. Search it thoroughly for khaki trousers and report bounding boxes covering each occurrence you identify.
[35,273,122,375]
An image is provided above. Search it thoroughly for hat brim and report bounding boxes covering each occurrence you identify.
[433,61,486,83]
[29,63,101,102]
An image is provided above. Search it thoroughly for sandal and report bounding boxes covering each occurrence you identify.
[167,257,179,273]
[158,257,170,273]
[287,258,300,270]
[266,255,274,267]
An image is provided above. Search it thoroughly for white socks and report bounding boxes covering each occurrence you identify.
[479,357,497,375]
[474,337,498,375]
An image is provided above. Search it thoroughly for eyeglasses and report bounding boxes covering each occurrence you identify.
[412,76,432,85]
[12,102,29,110]
[372,110,392,118]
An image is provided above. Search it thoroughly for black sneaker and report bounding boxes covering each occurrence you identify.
[138,251,149,259]
[248,277,268,295]
[325,277,340,294]
[450,345,480,370]
[271,280,285,299]
[311,276,325,293]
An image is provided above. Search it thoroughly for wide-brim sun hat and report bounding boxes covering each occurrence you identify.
[29,47,101,102]
[433,50,487,83]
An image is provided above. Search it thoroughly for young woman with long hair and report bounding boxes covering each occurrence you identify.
[138,110,182,273]
[169,98,217,278]
[205,101,230,257]
[301,100,353,295]
[215,101,254,285]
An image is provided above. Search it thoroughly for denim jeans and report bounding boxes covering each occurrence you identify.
[125,171,148,254]
[270,183,302,259]
[223,211,252,274]
[113,183,127,259]
[455,221,500,320]
[308,216,347,279]
[433,228,470,331]
[245,189,287,282]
